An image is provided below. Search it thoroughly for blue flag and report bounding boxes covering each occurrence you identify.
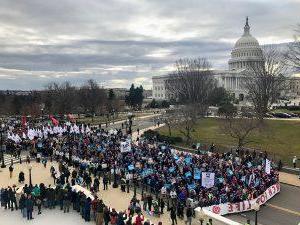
[128,165,134,171]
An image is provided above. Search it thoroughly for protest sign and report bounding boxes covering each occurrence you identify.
[201,172,215,188]
[120,140,131,152]
[265,159,271,174]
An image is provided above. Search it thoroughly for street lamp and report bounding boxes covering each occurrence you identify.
[253,202,260,225]
[133,172,137,198]
[28,165,33,187]
[127,112,133,134]
[1,123,6,168]
[112,163,118,188]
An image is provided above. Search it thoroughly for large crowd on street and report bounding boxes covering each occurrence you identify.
[0,119,279,224]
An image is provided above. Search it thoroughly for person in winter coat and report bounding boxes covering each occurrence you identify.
[143,219,151,225]
[19,194,26,218]
[103,207,111,225]
[84,197,91,221]
[116,211,127,225]
[135,212,144,225]
[93,177,100,192]
[126,215,133,225]
[185,206,193,225]
[170,207,177,225]
[18,171,25,183]
[110,208,118,225]
[36,197,42,215]
[96,199,105,225]
[25,195,34,220]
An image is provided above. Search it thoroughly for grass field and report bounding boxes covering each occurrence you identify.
[158,118,300,165]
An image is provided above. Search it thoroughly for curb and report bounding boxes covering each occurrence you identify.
[279,181,300,188]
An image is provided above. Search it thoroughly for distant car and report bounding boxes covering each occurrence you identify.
[273,112,292,118]
[288,112,299,117]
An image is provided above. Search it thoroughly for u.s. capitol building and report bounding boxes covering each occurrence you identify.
[152,18,300,102]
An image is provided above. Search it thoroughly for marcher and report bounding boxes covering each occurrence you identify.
[293,156,297,168]
[170,207,177,225]
[185,206,193,225]
[25,195,34,220]
[9,165,14,178]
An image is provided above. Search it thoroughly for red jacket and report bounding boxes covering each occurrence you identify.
[135,215,144,225]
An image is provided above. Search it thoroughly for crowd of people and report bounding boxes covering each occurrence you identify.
[0,182,162,225]
[0,119,279,224]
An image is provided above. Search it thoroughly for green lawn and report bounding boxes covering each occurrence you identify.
[158,118,300,165]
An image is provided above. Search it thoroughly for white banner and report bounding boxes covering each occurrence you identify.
[120,140,131,152]
[201,172,215,188]
[265,159,271,174]
[202,183,280,215]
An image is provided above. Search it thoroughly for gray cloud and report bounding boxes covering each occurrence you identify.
[0,0,299,90]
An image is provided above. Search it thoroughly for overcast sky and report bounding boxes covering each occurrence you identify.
[0,0,299,90]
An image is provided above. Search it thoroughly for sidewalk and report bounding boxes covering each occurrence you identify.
[279,172,300,187]
[132,123,164,140]
[97,113,161,128]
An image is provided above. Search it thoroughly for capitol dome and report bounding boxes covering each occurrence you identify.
[228,17,264,71]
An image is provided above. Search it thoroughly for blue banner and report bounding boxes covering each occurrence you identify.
[185,171,192,178]
[194,169,201,180]
[128,165,134,171]
[184,157,192,165]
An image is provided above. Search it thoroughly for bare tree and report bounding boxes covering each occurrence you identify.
[78,79,107,119]
[244,47,287,120]
[175,105,199,144]
[165,58,216,143]
[167,58,216,109]
[285,24,300,70]
[220,115,259,150]
[162,110,178,136]
[44,81,77,115]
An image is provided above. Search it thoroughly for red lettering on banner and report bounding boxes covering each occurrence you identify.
[256,198,260,205]
[235,202,240,212]
[228,203,233,213]
[268,187,273,197]
[260,195,266,204]
[203,183,280,216]
[247,200,251,210]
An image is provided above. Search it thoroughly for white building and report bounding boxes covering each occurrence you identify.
[153,18,265,101]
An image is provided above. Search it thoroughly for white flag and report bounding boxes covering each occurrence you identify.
[265,159,271,174]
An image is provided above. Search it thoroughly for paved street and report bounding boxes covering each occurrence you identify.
[226,184,300,225]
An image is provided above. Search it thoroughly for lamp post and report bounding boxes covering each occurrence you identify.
[1,123,6,168]
[133,171,137,198]
[253,202,260,225]
[127,112,133,135]
[28,165,32,187]
[113,163,118,188]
